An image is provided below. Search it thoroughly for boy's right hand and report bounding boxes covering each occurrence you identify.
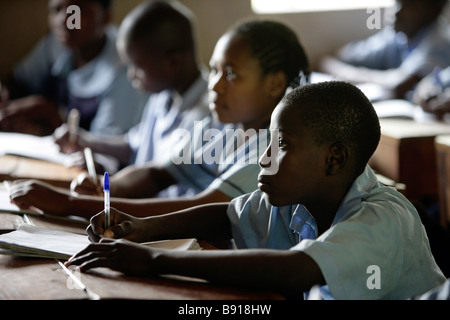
[87,207,147,243]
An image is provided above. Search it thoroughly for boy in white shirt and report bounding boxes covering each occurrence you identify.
[67,81,445,299]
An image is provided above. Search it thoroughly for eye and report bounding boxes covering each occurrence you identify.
[278,138,288,150]
[225,67,237,81]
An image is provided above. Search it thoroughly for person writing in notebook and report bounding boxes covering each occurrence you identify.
[413,66,450,118]
[317,0,450,100]
[9,19,311,218]
[0,0,146,136]
[67,81,446,299]
[53,0,210,198]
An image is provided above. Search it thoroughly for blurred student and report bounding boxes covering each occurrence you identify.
[10,19,311,218]
[0,0,146,136]
[318,0,450,99]
[54,0,210,198]
[413,66,450,118]
[67,82,446,300]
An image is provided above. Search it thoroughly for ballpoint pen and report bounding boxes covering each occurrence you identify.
[83,147,97,183]
[103,172,110,230]
[67,108,80,144]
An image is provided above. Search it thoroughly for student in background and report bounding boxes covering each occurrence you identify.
[318,0,450,100]
[53,0,211,198]
[66,82,446,300]
[0,0,146,136]
[10,19,311,218]
[413,66,450,118]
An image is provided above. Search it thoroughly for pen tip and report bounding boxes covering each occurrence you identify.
[103,172,109,191]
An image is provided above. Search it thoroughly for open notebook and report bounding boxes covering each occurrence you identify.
[0,224,201,260]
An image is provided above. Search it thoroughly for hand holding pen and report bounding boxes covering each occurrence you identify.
[85,206,148,243]
[104,172,110,230]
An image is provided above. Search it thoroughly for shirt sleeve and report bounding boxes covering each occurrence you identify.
[337,27,401,70]
[12,34,59,96]
[89,68,148,135]
[208,162,260,199]
[291,200,445,299]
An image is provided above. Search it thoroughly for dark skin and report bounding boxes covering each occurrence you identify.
[66,101,359,297]
[317,0,445,99]
[9,30,287,218]
[53,15,202,164]
[0,0,111,136]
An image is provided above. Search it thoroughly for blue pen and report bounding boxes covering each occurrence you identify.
[103,172,110,230]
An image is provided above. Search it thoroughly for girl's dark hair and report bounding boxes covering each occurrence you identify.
[231,19,310,89]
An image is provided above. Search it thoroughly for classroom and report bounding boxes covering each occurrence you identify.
[0,0,449,304]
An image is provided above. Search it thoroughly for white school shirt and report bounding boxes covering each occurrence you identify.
[127,71,210,166]
[13,25,147,135]
[338,21,450,78]
[227,165,446,299]
[165,118,269,199]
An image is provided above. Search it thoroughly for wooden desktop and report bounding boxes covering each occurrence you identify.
[0,154,284,300]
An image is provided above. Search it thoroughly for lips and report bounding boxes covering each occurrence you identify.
[210,100,227,110]
[257,175,271,192]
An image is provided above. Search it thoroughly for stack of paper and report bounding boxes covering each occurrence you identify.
[0,224,90,259]
[0,224,201,260]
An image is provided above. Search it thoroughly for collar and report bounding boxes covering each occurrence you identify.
[289,165,381,240]
[167,66,209,113]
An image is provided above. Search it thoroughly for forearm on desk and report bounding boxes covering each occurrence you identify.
[82,133,132,165]
[143,202,232,242]
[111,187,231,218]
[110,164,176,199]
[318,56,419,97]
[67,187,231,220]
[153,248,323,297]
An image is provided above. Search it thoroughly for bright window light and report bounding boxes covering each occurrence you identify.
[251,0,395,14]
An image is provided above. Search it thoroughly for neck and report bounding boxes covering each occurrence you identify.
[73,33,107,68]
[174,60,200,95]
[241,114,272,132]
[307,179,354,235]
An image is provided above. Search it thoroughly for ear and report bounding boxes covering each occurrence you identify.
[102,10,112,25]
[266,71,288,100]
[325,142,348,176]
[165,51,184,70]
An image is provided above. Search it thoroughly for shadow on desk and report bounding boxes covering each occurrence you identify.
[0,254,284,300]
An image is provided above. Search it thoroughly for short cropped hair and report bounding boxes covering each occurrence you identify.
[284,81,381,175]
[119,0,196,55]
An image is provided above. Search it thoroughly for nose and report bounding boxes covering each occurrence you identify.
[208,70,225,94]
[259,146,272,169]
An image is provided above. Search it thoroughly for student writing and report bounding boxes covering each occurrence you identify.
[317,0,450,100]
[0,0,146,136]
[53,0,210,199]
[10,19,311,219]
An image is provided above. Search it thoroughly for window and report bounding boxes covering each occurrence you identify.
[251,0,395,14]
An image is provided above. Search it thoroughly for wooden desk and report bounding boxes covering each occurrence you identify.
[369,119,450,204]
[435,135,450,229]
[0,155,82,188]
[0,213,283,300]
[0,255,283,300]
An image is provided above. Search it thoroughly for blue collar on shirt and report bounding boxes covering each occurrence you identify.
[289,165,382,241]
